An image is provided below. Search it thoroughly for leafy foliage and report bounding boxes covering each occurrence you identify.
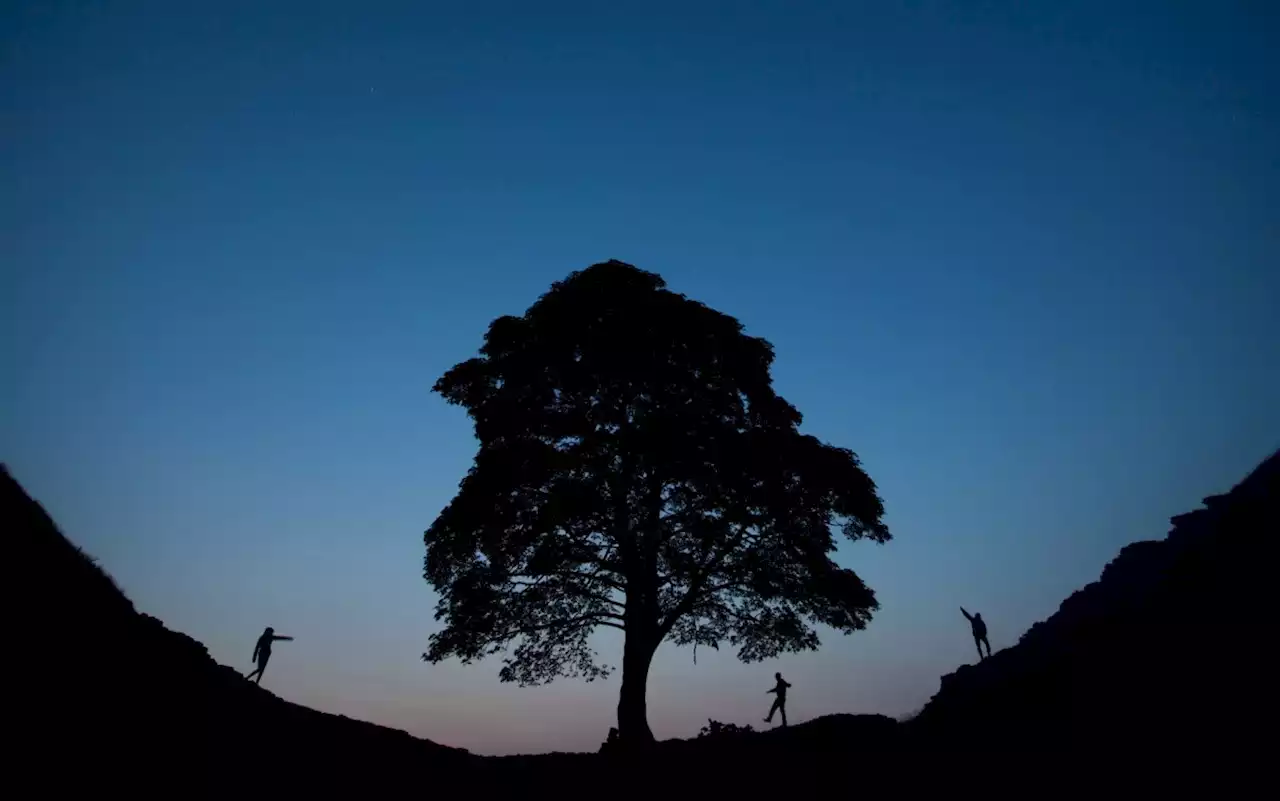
[698,719,756,738]
[422,260,890,714]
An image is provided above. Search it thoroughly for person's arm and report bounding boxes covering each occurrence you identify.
[273,635,294,641]
[766,688,775,694]
[252,643,260,662]
[960,607,972,621]
[784,681,792,688]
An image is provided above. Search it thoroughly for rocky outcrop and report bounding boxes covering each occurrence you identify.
[907,448,1277,751]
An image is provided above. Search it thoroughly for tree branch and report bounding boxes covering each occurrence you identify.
[658,523,753,636]
[516,614,625,635]
[510,577,625,612]
[722,606,763,627]
[702,578,753,595]
[579,550,626,591]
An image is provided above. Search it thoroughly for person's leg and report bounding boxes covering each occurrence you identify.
[764,698,780,723]
[982,637,991,658]
[974,636,984,661]
[245,666,261,681]
[779,703,787,727]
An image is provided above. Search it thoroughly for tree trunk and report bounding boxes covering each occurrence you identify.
[617,631,657,745]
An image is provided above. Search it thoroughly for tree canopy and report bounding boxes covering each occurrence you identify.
[423,260,890,743]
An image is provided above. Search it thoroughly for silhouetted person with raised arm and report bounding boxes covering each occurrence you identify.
[960,607,991,661]
[245,626,293,684]
[763,672,791,726]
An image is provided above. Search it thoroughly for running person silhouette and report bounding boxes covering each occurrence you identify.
[763,672,792,726]
[245,626,294,684]
[960,607,991,661]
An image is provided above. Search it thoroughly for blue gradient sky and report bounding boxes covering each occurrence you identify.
[3,0,1276,754]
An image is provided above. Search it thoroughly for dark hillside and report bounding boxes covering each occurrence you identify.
[9,448,1273,794]
[6,464,473,796]
[907,449,1276,753]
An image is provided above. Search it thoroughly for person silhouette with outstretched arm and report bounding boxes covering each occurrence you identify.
[245,626,293,684]
[960,607,991,661]
[763,672,792,726]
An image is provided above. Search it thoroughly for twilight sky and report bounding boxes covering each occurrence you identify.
[2,0,1276,755]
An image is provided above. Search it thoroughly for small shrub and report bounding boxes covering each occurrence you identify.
[698,718,755,738]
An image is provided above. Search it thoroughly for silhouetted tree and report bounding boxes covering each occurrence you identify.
[422,260,891,745]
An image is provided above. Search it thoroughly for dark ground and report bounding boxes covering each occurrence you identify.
[8,448,1274,795]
